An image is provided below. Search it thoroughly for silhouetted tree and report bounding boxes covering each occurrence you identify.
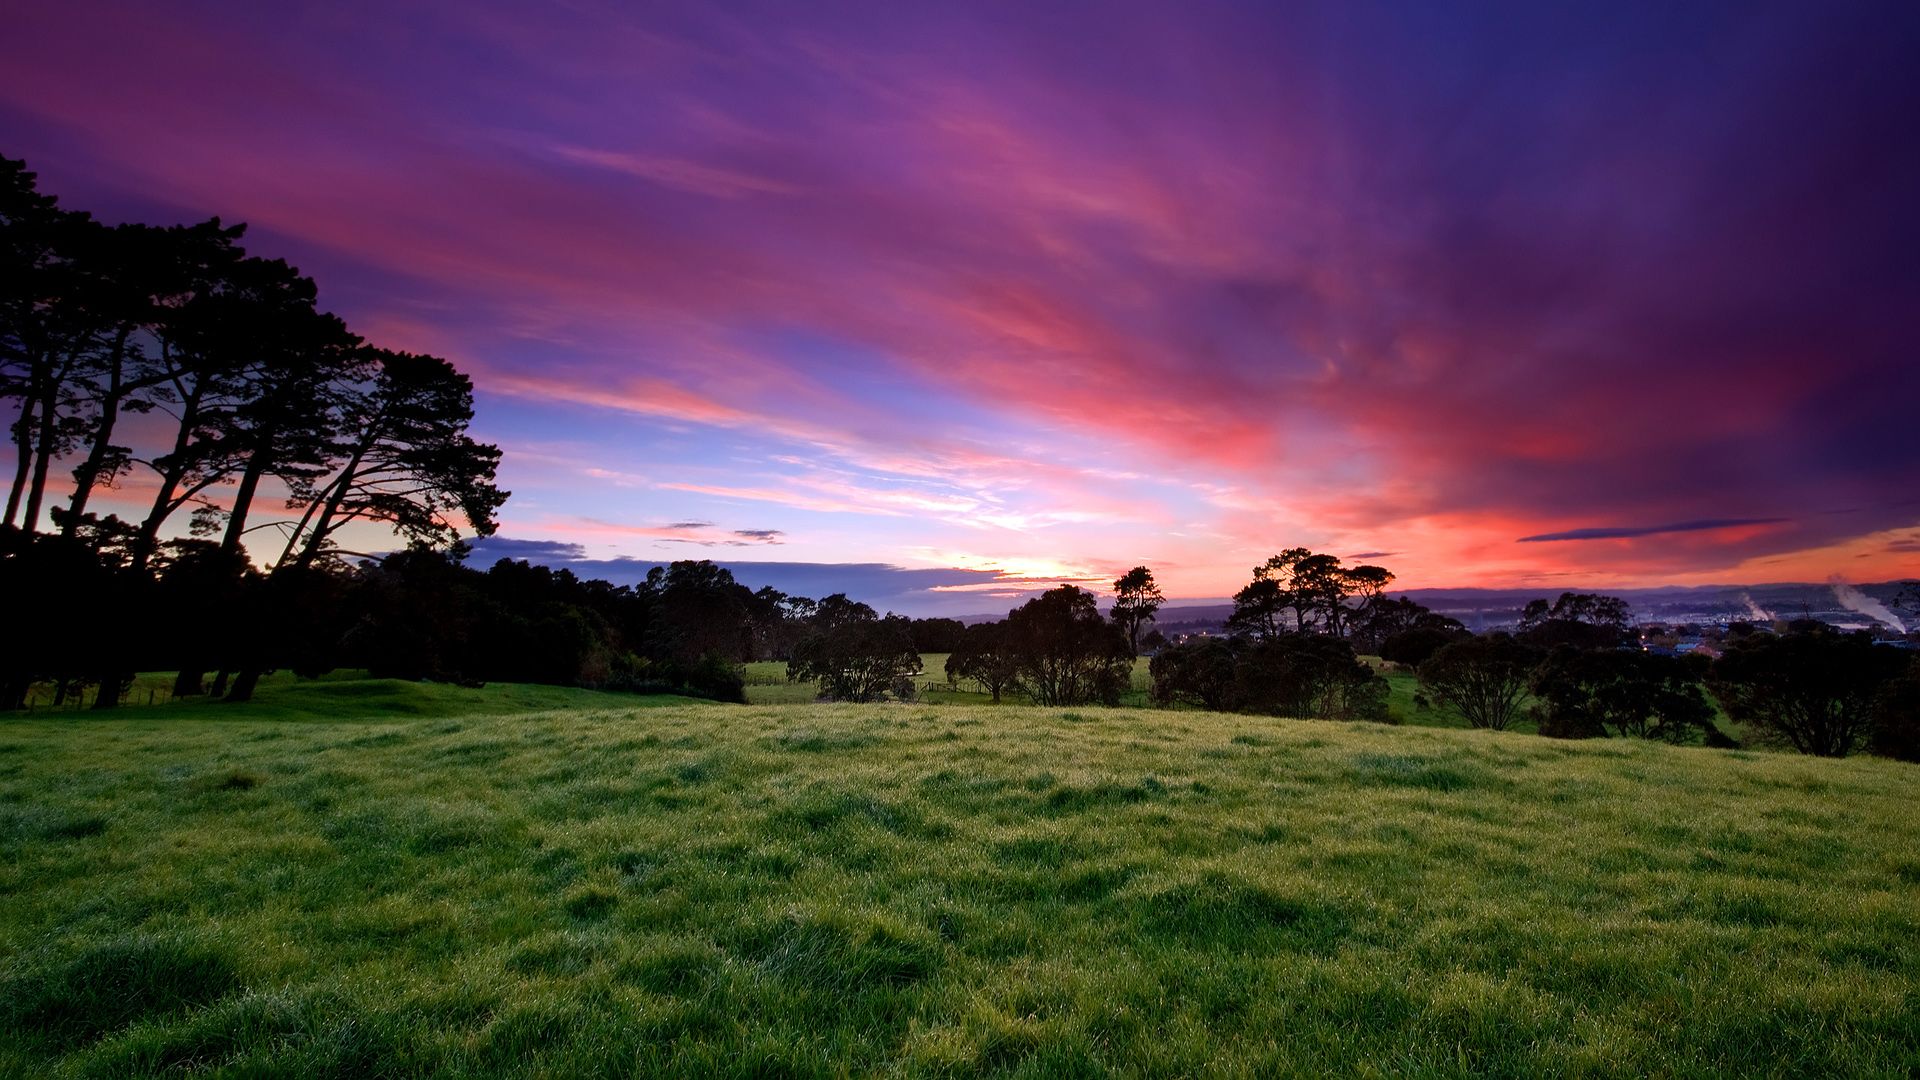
[1710,629,1908,757]
[907,616,966,654]
[789,610,920,702]
[1149,636,1240,711]
[278,348,505,569]
[946,621,1022,702]
[1004,585,1133,706]
[1378,625,1466,668]
[1234,634,1389,721]
[1530,647,1719,742]
[1110,565,1164,653]
[1517,592,1632,649]
[1870,656,1920,762]
[1419,635,1542,731]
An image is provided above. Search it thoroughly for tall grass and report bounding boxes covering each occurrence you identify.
[2,681,1915,1075]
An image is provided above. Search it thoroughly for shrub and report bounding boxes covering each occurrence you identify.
[1419,634,1541,731]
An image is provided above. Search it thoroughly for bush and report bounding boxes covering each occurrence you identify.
[1378,627,1461,668]
[1870,656,1920,762]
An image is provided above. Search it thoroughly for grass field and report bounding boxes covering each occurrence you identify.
[3,678,1916,1076]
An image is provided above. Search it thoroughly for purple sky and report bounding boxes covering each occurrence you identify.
[4,1,1917,614]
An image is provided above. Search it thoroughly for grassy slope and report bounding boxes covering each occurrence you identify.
[3,690,1917,1077]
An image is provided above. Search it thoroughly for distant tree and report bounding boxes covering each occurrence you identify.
[1226,573,1287,640]
[1870,656,1920,762]
[1004,585,1133,706]
[1710,629,1909,757]
[1530,647,1718,742]
[1140,628,1167,652]
[1517,592,1632,649]
[1233,634,1389,722]
[1353,596,1464,656]
[1378,626,1465,668]
[1110,565,1165,654]
[788,611,920,702]
[907,616,966,654]
[1149,636,1240,711]
[1419,635,1542,731]
[946,620,1023,702]
[646,561,756,666]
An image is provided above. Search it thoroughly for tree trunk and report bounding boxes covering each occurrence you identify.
[220,452,268,557]
[4,395,33,528]
[130,386,203,571]
[92,674,124,710]
[64,330,134,537]
[20,378,61,534]
[224,667,261,703]
[210,669,230,697]
[173,668,206,697]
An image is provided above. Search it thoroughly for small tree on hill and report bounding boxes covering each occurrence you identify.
[1419,634,1541,731]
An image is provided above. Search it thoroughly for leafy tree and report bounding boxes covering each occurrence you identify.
[1419,634,1542,731]
[1530,647,1718,742]
[946,621,1022,702]
[907,616,966,654]
[1378,626,1465,668]
[277,348,505,569]
[1354,596,1464,656]
[1110,565,1164,653]
[1149,636,1240,710]
[1234,634,1389,721]
[1004,585,1133,706]
[1870,656,1920,762]
[1710,629,1909,756]
[788,611,919,702]
[1518,592,1632,649]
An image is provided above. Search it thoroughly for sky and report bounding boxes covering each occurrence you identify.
[4,1,1918,615]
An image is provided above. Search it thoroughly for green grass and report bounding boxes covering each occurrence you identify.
[748,654,1158,708]
[3,687,1917,1076]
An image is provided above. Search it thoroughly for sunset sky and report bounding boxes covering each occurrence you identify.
[4,1,1917,613]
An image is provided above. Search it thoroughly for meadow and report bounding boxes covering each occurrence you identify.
[4,679,1917,1077]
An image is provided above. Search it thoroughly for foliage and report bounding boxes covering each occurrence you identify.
[1711,629,1911,756]
[788,610,920,703]
[1110,565,1164,653]
[1517,592,1633,649]
[1150,635,1387,721]
[1378,626,1465,668]
[1870,656,1920,762]
[1149,637,1241,710]
[1418,634,1542,731]
[1530,647,1718,742]
[945,622,1023,703]
[1003,585,1133,706]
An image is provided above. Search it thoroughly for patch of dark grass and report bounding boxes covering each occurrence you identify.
[193,769,263,793]
[1348,752,1495,792]
[76,990,402,1079]
[616,941,721,995]
[564,885,619,921]
[0,934,241,1049]
[1041,779,1162,813]
[1136,873,1351,953]
[771,790,950,840]
[734,911,943,992]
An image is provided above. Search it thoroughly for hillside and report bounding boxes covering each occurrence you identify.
[3,687,1916,1076]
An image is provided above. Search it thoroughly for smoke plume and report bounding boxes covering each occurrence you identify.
[1829,578,1907,632]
